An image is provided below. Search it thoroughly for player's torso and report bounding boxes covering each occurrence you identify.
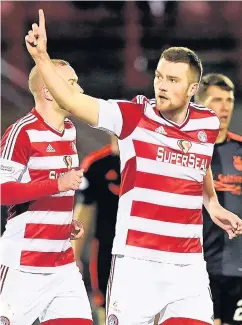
[1,112,79,272]
[203,136,242,276]
[113,98,219,264]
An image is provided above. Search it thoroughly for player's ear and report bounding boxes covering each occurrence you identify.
[188,83,199,97]
[43,87,53,101]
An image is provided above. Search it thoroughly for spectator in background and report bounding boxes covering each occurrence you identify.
[72,135,120,325]
[195,73,242,325]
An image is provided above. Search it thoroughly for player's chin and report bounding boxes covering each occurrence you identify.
[156,100,171,112]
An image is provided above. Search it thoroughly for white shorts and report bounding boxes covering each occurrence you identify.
[106,256,213,325]
[0,264,92,325]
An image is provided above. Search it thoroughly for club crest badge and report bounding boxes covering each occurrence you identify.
[177,140,192,153]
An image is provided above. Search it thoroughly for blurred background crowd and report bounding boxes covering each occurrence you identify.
[1,1,242,155]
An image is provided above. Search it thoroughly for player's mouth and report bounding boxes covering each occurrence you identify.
[158,95,168,100]
[219,115,229,122]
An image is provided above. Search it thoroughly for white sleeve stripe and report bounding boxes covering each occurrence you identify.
[137,95,145,104]
[2,113,32,159]
[2,115,37,160]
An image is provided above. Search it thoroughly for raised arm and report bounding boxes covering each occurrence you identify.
[25,9,99,126]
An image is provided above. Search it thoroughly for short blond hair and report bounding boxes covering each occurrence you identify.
[28,59,70,97]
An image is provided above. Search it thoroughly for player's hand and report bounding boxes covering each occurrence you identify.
[70,219,84,240]
[58,169,84,192]
[25,9,47,59]
[209,203,242,239]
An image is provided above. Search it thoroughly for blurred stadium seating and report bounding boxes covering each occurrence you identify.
[1,1,242,159]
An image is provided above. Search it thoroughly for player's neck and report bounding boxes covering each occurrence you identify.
[35,104,65,132]
[159,105,188,125]
[216,129,228,144]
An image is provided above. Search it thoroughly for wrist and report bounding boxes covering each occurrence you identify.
[205,196,220,214]
[33,51,49,63]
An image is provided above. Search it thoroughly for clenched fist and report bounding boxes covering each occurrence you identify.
[58,169,84,192]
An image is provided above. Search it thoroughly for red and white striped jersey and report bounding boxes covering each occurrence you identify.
[96,96,220,264]
[0,109,79,273]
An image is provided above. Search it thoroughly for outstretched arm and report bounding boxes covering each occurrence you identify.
[203,166,242,238]
[25,10,99,126]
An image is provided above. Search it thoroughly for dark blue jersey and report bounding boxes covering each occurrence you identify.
[203,132,242,276]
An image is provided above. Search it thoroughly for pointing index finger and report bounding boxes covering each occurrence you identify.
[38,9,46,37]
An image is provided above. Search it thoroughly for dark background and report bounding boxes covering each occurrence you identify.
[1,1,242,159]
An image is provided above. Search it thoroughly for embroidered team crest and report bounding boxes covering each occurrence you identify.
[63,155,72,170]
[198,130,207,143]
[177,140,192,153]
[0,316,10,325]
[108,314,119,325]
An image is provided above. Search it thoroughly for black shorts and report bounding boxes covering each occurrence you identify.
[209,273,242,324]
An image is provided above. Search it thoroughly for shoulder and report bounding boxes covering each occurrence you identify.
[227,132,242,144]
[131,95,151,106]
[80,145,112,172]
[189,102,218,117]
[189,102,220,127]
[1,112,38,141]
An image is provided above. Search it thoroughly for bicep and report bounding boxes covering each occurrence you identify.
[96,99,145,139]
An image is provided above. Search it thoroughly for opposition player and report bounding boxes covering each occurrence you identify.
[195,74,242,325]
[0,59,92,325]
[24,10,242,325]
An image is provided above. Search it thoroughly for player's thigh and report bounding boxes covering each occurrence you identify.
[158,288,214,325]
[40,268,92,325]
[106,256,160,325]
[0,265,53,325]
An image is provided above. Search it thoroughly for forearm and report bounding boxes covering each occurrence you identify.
[203,166,219,212]
[71,203,94,260]
[1,179,59,205]
[34,53,99,126]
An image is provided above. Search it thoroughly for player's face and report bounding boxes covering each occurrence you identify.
[154,58,198,112]
[57,64,83,94]
[51,65,84,113]
[205,85,234,130]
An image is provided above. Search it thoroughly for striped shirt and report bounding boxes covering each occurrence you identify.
[0,109,78,273]
[96,96,220,264]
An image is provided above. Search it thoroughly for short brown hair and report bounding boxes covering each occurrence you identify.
[160,47,203,83]
[195,73,235,103]
[29,59,70,97]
